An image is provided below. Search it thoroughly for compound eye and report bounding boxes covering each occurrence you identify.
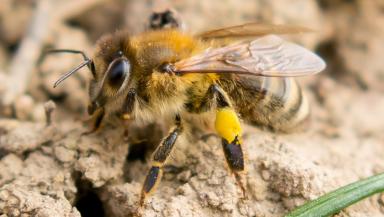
[107,57,131,88]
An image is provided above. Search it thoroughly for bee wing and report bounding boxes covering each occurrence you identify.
[174,35,326,77]
[197,23,313,39]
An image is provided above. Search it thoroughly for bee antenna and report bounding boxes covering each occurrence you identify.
[44,49,93,88]
[53,59,91,88]
[45,49,90,62]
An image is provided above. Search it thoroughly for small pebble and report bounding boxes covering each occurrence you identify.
[10,209,20,217]
[54,146,76,163]
[14,94,34,120]
[0,190,9,200]
[8,196,20,206]
[205,191,220,207]
[32,103,46,123]
[176,184,194,196]
[177,170,191,182]
[261,170,271,181]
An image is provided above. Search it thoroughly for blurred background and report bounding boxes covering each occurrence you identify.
[0,1,384,217]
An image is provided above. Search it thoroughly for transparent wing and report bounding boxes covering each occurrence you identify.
[196,23,313,39]
[174,35,326,77]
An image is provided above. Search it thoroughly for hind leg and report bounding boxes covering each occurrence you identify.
[201,84,247,196]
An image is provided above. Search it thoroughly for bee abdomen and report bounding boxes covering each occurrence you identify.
[260,77,309,132]
[224,76,310,132]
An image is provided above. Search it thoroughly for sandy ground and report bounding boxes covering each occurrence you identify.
[0,0,384,216]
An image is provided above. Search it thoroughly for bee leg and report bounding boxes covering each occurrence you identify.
[139,115,182,206]
[82,107,105,135]
[221,135,246,197]
[122,88,136,115]
[120,88,136,139]
[212,84,247,198]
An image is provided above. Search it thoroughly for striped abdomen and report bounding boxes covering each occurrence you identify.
[220,75,309,132]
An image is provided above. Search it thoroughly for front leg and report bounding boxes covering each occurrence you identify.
[140,115,182,206]
[212,84,247,197]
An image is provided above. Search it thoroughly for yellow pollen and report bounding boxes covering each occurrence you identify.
[215,107,242,143]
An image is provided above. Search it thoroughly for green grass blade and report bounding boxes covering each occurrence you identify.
[286,173,384,217]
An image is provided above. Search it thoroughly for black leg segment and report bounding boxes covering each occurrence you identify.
[139,115,182,206]
[222,136,244,172]
[153,128,180,163]
[142,166,161,194]
[122,88,136,114]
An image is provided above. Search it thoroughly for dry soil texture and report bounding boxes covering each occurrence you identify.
[0,0,384,217]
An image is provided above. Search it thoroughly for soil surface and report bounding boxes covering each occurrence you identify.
[1,0,384,217]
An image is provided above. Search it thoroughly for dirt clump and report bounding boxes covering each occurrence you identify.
[1,0,384,217]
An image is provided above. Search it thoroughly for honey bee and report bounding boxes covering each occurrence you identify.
[49,23,325,207]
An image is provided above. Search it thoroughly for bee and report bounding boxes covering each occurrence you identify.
[49,22,325,207]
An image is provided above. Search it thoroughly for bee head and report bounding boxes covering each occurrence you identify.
[50,31,135,115]
[87,31,136,115]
